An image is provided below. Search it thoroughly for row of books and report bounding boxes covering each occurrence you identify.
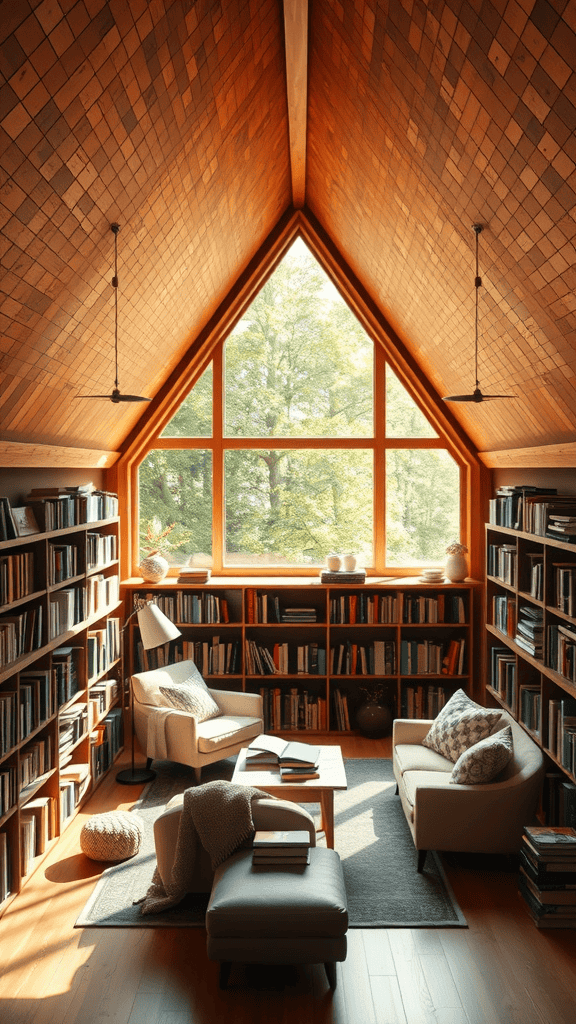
[54,646,81,705]
[548,698,576,775]
[0,497,18,542]
[19,734,53,794]
[547,622,576,683]
[0,690,17,757]
[90,708,123,782]
[260,686,327,732]
[0,550,35,607]
[490,646,516,709]
[23,489,119,531]
[554,563,576,617]
[87,618,121,680]
[48,585,86,640]
[487,542,517,585]
[330,640,395,676]
[246,589,315,624]
[86,531,117,570]
[492,593,517,638]
[58,702,88,759]
[0,604,43,667]
[86,573,119,619]
[330,593,398,624]
[48,542,79,585]
[400,637,465,675]
[400,684,449,719]
[20,794,57,874]
[0,831,10,904]
[518,825,576,928]
[332,687,351,730]
[514,605,544,659]
[0,765,17,818]
[88,679,120,726]
[402,594,466,624]
[134,590,231,625]
[519,683,541,736]
[60,763,91,826]
[488,486,576,538]
[19,670,53,740]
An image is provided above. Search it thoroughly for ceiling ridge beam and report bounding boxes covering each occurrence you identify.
[284,0,308,208]
[479,442,576,469]
[0,441,118,469]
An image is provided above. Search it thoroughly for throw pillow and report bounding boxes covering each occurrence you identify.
[159,667,222,722]
[422,688,501,763]
[450,725,513,784]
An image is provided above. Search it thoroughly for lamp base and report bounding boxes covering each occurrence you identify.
[116,766,157,785]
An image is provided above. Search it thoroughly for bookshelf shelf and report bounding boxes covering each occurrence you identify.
[122,576,478,736]
[0,509,123,917]
[485,518,576,824]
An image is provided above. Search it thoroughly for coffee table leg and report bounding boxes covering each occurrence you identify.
[319,791,334,848]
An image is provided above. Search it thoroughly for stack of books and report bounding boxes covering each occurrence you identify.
[518,825,576,928]
[244,734,320,781]
[176,567,211,583]
[252,830,311,865]
[320,569,366,584]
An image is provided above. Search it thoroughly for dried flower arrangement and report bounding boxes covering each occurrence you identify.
[445,542,468,555]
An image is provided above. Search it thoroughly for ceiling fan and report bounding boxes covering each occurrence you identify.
[76,223,151,404]
[443,224,515,403]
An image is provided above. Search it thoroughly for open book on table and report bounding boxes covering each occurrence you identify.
[245,733,320,769]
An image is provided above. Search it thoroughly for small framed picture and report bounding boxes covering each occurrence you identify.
[11,506,41,537]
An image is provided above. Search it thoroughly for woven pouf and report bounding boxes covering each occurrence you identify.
[80,810,144,862]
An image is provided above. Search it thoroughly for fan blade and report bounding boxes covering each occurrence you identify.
[115,394,152,403]
[75,394,114,399]
[444,387,515,403]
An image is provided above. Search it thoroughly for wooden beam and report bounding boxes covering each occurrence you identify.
[479,442,576,469]
[284,0,308,208]
[0,441,119,469]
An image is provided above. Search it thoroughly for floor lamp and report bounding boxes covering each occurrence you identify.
[116,599,181,785]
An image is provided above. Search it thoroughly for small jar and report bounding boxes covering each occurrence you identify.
[343,554,357,572]
[326,553,342,572]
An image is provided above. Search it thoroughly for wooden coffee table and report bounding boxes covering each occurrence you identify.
[232,744,347,849]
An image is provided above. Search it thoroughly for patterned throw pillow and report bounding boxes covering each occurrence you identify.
[422,688,501,763]
[450,725,513,784]
[159,670,222,722]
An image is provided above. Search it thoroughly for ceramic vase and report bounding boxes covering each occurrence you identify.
[326,553,342,572]
[138,552,169,583]
[445,552,468,582]
[355,702,392,738]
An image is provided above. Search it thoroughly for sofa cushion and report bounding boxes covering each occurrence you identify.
[422,688,501,763]
[394,743,453,776]
[197,715,262,752]
[450,725,513,785]
[401,770,455,821]
[160,674,222,722]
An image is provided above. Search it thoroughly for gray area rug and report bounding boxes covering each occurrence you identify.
[75,757,466,929]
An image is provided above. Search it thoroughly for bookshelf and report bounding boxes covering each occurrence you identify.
[0,511,123,916]
[122,576,477,736]
[485,521,576,824]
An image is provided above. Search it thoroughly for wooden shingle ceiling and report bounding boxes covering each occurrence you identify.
[1,0,575,467]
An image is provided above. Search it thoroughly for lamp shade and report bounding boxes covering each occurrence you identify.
[137,601,181,650]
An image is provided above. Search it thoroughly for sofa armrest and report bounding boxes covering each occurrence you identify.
[210,688,263,719]
[392,718,432,746]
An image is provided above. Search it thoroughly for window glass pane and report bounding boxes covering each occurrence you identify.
[386,450,460,566]
[225,449,373,567]
[386,365,438,438]
[160,364,212,437]
[138,449,213,566]
[224,240,373,438]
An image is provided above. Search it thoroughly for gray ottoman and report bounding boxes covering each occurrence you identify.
[206,846,348,989]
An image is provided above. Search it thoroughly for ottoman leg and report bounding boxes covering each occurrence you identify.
[324,962,337,989]
[219,962,232,989]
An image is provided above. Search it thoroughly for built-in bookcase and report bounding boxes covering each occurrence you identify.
[122,576,477,736]
[0,515,123,917]
[485,523,576,824]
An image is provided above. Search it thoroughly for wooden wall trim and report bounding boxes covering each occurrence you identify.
[284,0,308,208]
[0,441,119,469]
[479,443,576,468]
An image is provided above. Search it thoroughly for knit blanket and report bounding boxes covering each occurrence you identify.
[138,779,271,915]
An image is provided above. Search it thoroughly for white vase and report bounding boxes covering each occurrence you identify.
[343,554,357,571]
[138,553,169,583]
[326,554,341,572]
[445,552,468,582]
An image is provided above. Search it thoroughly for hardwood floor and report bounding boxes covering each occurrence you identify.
[1,736,576,1023]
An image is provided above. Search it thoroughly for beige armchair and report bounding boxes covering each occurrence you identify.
[131,660,263,782]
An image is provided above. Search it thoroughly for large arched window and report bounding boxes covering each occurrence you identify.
[135,240,464,575]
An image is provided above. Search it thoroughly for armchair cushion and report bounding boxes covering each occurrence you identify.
[159,667,222,723]
[197,715,264,752]
[422,688,501,763]
[450,724,513,785]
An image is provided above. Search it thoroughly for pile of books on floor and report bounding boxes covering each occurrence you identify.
[244,734,320,781]
[252,830,311,866]
[518,825,576,928]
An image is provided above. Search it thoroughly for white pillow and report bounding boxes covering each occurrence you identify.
[422,688,501,763]
[450,725,513,784]
[159,672,222,722]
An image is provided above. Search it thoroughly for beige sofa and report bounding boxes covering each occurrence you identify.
[392,709,545,871]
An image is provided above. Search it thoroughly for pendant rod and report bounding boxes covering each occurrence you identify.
[473,223,482,392]
[111,223,120,391]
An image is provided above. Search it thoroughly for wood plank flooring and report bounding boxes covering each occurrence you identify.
[1,736,575,1024]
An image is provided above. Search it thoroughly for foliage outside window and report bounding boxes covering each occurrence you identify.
[138,240,461,573]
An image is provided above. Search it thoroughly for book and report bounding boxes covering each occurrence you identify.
[253,830,310,848]
[252,851,311,865]
[245,734,320,768]
[279,766,320,781]
[524,826,576,848]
